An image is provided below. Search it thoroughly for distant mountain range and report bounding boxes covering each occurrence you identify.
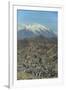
[17,23,57,40]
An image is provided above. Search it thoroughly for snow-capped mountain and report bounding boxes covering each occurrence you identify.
[17,23,56,40]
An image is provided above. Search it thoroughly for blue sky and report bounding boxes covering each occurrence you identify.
[17,10,58,33]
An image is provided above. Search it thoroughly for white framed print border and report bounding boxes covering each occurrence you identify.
[8,1,64,88]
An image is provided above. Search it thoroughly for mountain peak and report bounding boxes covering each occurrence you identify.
[18,23,49,33]
[17,23,56,40]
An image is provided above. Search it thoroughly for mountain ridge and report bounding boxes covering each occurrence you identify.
[17,23,57,40]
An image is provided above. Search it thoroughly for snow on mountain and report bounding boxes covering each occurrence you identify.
[18,23,49,33]
[17,23,56,40]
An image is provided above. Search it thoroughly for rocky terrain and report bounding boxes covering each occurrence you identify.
[17,35,58,80]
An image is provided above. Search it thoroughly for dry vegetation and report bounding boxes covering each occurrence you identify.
[17,36,58,80]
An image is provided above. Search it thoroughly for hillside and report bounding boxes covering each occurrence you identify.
[17,35,58,80]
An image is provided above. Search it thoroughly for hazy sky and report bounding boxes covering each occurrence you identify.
[17,10,58,33]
